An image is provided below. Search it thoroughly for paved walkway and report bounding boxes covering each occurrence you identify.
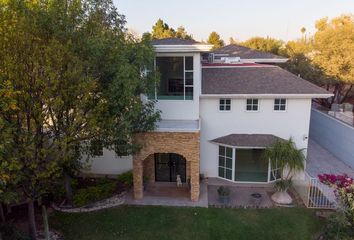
[307,139,354,178]
[124,181,208,207]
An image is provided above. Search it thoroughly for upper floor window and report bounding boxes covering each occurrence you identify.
[219,98,231,111]
[274,98,287,111]
[153,56,193,100]
[246,98,259,111]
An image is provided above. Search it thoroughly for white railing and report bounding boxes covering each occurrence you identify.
[293,172,336,209]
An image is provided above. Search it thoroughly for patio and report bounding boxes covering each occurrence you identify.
[207,178,274,208]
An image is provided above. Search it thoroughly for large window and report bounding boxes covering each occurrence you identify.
[154,56,193,100]
[234,149,268,182]
[274,98,287,111]
[218,146,233,180]
[246,99,259,111]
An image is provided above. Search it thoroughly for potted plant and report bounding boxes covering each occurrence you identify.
[217,186,230,204]
[263,138,305,205]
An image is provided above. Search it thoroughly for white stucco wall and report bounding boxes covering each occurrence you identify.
[84,149,132,175]
[154,52,201,120]
[199,97,312,178]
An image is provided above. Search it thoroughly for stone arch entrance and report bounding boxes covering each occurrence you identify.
[133,131,200,201]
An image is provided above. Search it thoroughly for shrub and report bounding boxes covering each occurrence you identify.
[0,223,31,240]
[217,186,230,196]
[117,171,133,187]
[73,179,116,207]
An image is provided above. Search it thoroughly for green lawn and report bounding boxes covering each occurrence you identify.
[52,206,323,240]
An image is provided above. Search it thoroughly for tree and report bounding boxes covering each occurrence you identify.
[263,138,305,204]
[176,26,193,40]
[312,15,354,104]
[207,31,224,50]
[151,19,193,40]
[229,37,237,45]
[240,36,284,55]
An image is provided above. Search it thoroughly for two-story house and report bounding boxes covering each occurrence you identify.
[88,38,332,202]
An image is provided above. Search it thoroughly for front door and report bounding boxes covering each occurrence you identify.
[155,153,186,182]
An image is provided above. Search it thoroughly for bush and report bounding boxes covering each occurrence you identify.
[217,186,230,196]
[117,171,133,187]
[322,212,354,240]
[73,180,116,207]
[0,223,31,240]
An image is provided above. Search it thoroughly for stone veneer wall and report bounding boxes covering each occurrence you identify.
[133,131,200,201]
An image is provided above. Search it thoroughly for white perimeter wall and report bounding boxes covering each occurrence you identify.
[154,52,201,120]
[83,149,132,175]
[199,98,312,178]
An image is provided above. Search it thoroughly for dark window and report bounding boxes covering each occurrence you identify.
[218,146,233,180]
[274,98,286,111]
[219,98,231,111]
[246,99,258,111]
[154,56,193,100]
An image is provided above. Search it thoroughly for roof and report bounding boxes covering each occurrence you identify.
[212,44,286,60]
[211,134,284,148]
[151,38,204,45]
[201,65,331,96]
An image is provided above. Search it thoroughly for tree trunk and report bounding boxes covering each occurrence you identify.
[41,205,50,240]
[28,200,37,240]
[0,203,5,223]
[340,84,353,104]
[64,171,73,206]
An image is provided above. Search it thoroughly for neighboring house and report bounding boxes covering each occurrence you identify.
[88,38,332,202]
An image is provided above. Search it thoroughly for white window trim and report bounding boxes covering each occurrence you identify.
[218,145,233,181]
[245,98,260,112]
[273,98,287,112]
[219,98,232,112]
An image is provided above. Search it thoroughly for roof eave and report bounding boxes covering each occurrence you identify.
[243,58,289,63]
[153,44,213,53]
[200,93,334,99]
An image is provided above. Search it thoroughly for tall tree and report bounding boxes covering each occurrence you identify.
[207,31,224,50]
[176,26,193,40]
[151,18,175,39]
[312,15,354,104]
[229,37,237,44]
[241,36,284,55]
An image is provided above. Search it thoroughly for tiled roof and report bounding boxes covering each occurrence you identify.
[151,38,204,45]
[211,134,284,148]
[201,65,330,95]
[212,44,286,59]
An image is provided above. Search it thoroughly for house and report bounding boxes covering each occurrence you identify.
[88,38,332,202]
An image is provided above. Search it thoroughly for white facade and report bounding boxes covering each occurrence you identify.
[199,97,312,178]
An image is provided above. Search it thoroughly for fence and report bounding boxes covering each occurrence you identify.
[293,172,336,209]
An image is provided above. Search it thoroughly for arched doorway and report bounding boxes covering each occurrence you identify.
[154,153,187,182]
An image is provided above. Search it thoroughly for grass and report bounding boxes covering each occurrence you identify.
[52,206,323,240]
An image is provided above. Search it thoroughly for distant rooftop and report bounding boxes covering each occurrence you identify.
[151,38,205,45]
[212,44,287,60]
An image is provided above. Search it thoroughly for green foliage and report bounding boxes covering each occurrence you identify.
[240,37,284,55]
[217,186,230,196]
[263,138,305,191]
[73,179,116,207]
[0,223,31,240]
[117,171,133,187]
[322,212,354,240]
[273,179,292,192]
[151,19,193,40]
[207,31,225,50]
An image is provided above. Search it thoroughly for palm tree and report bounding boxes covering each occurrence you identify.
[263,138,305,204]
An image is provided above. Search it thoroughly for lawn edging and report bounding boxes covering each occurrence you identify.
[52,192,126,213]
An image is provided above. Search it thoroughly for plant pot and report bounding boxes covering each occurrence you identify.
[271,190,292,205]
[218,195,230,204]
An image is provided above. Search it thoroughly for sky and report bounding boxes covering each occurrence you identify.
[113,0,353,43]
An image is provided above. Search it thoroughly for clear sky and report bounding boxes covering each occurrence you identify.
[113,0,353,43]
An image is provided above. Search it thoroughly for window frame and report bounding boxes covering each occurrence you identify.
[152,55,194,101]
[219,98,231,112]
[273,98,287,112]
[218,145,233,181]
[245,98,259,112]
